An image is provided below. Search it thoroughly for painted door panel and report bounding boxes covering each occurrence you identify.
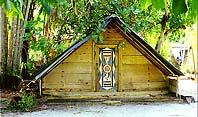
[95,45,119,92]
[99,48,116,90]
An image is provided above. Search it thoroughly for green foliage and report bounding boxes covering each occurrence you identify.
[0,0,23,18]
[0,0,197,78]
[22,60,36,76]
[140,0,152,9]
[93,34,105,43]
[139,0,197,20]
[168,15,186,29]
[6,92,36,112]
[23,17,52,62]
[160,40,171,60]
[172,0,187,15]
[151,0,165,10]
[168,31,185,42]
[0,98,7,103]
[187,0,198,21]
[118,41,127,49]
[28,0,196,62]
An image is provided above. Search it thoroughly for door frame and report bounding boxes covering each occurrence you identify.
[95,44,119,92]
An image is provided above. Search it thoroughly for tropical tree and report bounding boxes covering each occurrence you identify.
[139,0,197,53]
[0,0,197,88]
[0,7,8,78]
[42,0,197,54]
[0,0,34,78]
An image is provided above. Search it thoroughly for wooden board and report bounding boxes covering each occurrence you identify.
[122,43,142,56]
[102,28,123,38]
[83,39,93,45]
[121,82,168,91]
[43,73,92,84]
[44,83,92,89]
[56,62,92,73]
[101,40,123,45]
[121,72,149,83]
[169,79,177,87]
[148,65,166,82]
[42,91,169,99]
[43,38,94,93]
[65,53,92,63]
[147,81,168,89]
[42,83,92,92]
[169,85,177,93]
[122,55,150,64]
[68,45,92,54]
[121,64,149,72]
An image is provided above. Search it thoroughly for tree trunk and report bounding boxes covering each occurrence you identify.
[3,0,33,77]
[0,7,8,78]
[155,0,169,53]
[155,29,165,53]
[7,17,18,73]
[13,17,22,74]
[21,0,34,79]
[0,0,34,87]
[0,8,4,75]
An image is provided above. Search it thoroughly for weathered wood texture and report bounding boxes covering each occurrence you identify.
[42,40,94,92]
[42,25,170,96]
[103,26,169,92]
[169,79,177,93]
[42,90,169,99]
[121,43,168,91]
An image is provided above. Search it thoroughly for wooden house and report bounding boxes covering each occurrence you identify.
[34,15,184,99]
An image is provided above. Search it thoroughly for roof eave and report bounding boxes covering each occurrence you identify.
[110,16,184,76]
[34,18,113,80]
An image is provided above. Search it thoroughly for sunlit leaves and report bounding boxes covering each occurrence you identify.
[23,17,44,41]
[23,32,33,41]
[151,0,165,10]
[139,0,196,20]
[0,0,24,18]
[140,0,152,9]
[188,0,198,21]
[140,0,165,10]
[1,0,196,64]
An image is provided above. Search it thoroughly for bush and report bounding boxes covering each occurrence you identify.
[7,92,36,112]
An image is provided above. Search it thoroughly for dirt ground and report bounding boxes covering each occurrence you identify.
[0,79,197,117]
[1,102,197,117]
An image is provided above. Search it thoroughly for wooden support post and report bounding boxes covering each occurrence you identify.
[39,80,42,96]
[176,76,179,98]
[190,47,196,78]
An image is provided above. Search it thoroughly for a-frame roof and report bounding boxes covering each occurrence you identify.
[34,15,184,80]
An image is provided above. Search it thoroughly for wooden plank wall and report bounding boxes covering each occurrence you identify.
[120,39,169,92]
[169,79,177,93]
[42,24,169,95]
[42,40,93,92]
[102,26,124,45]
[102,25,169,92]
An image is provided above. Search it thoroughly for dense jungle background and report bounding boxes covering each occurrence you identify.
[0,0,197,89]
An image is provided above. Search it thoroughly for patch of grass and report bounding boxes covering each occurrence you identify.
[6,92,36,112]
[0,99,6,103]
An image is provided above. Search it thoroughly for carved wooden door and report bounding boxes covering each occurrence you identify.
[98,48,116,90]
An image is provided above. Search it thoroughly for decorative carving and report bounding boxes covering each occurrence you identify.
[99,48,115,90]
